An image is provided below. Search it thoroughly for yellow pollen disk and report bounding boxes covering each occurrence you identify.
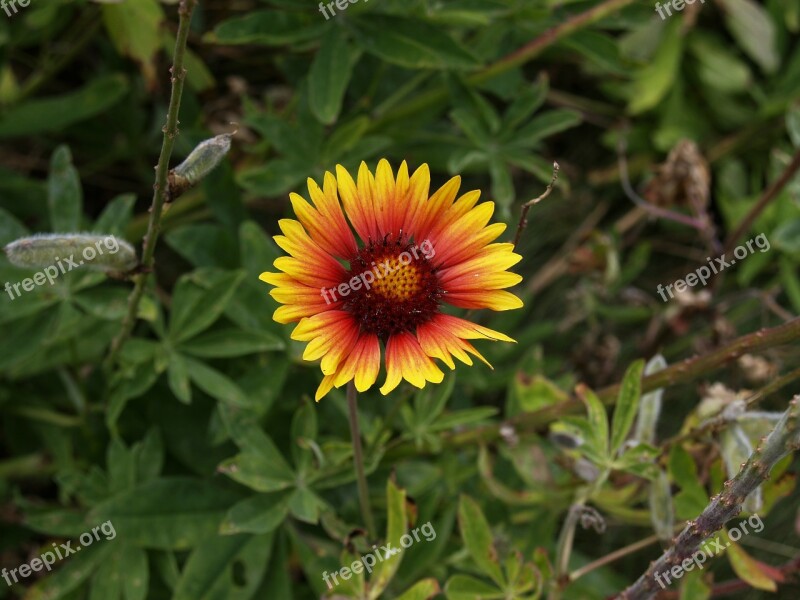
[370,256,422,302]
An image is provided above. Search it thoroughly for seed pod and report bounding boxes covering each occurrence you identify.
[633,354,667,445]
[4,233,139,273]
[649,468,674,541]
[168,132,233,200]
[720,424,762,513]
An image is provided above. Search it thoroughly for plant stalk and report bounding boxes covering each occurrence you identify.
[347,381,376,538]
[105,0,198,371]
[616,397,800,600]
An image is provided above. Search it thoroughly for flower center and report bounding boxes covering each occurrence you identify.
[343,235,441,339]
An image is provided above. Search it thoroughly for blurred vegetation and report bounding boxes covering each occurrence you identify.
[1,0,800,599]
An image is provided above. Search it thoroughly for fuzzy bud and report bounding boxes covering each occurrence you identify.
[633,354,667,445]
[720,424,762,512]
[649,469,674,541]
[4,233,138,273]
[168,132,233,199]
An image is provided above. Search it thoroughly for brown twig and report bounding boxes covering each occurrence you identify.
[724,147,800,252]
[374,0,639,127]
[513,162,560,248]
[616,397,800,599]
[384,317,800,459]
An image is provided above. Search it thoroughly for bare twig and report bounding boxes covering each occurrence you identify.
[724,147,800,252]
[513,162,560,248]
[384,316,800,459]
[616,135,709,231]
[616,397,800,600]
[105,0,199,371]
[375,0,638,127]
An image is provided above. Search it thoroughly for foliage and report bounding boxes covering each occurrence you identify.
[1,1,799,599]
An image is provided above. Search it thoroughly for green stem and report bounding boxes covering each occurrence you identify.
[347,381,376,538]
[105,0,198,371]
[384,317,800,459]
[374,0,637,127]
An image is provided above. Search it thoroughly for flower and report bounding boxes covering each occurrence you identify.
[260,160,523,400]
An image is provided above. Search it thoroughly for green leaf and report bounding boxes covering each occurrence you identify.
[183,356,250,407]
[89,478,242,550]
[668,445,708,519]
[719,0,779,73]
[168,270,245,343]
[220,492,292,535]
[396,578,441,600]
[457,495,504,587]
[500,76,548,136]
[509,109,582,148]
[627,20,683,114]
[290,401,317,474]
[165,224,239,269]
[26,542,114,600]
[179,328,284,358]
[368,479,408,599]
[353,15,478,69]
[167,353,192,404]
[47,146,82,233]
[172,533,273,600]
[689,34,752,93]
[309,28,358,124]
[288,487,324,524]
[726,541,779,591]
[120,545,148,600]
[679,568,711,600]
[0,74,129,138]
[238,220,281,278]
[610,360,645,454]
[561,30,628,76]
[0,308,60,370]
[209,11,324,46]
[576,384,609,457]
[93,194,136,237]
[218,425,296,493]
[102,0,164,87]
[445,574,502,599]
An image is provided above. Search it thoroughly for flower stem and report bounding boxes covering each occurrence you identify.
[347,381,376,538]
[616,396,800,600]
[105,0,198,371]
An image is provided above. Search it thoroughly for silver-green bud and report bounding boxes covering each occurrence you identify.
[169,132,233,199]
[649,468,674,541]
[633,354,667,445]
[4,233,138,273]
[720,424,762,513]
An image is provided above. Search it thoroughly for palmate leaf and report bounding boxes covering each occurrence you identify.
[309,28,360,125]
[353,15,478,69]
[172,533,273,600]
[89,478,242,550]
[0,74,129,138]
